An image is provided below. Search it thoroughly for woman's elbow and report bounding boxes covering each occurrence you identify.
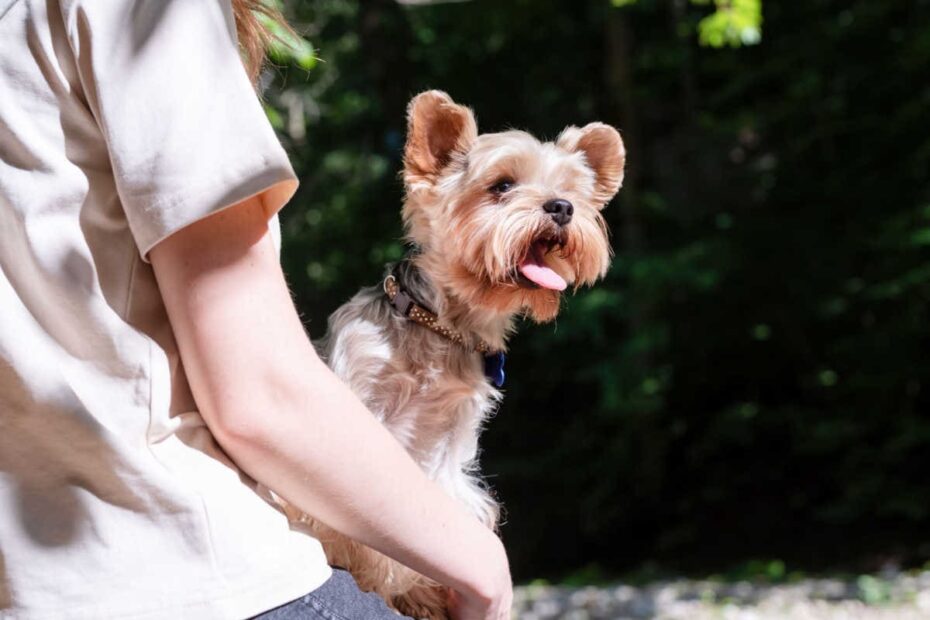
[200,362,327,459]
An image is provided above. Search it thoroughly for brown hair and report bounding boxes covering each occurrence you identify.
[231,0,293,84]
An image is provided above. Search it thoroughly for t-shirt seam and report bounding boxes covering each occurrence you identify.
[197,490,225,580]
[126,152,279,213]
[139,336,225,580]
[127,153,292,258]
[123,246,139,318]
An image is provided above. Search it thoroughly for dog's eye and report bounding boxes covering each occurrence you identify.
[489,179,516,195]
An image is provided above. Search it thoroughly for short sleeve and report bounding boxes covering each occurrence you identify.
[63,0,297,262]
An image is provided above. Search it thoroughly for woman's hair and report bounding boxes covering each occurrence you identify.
[231,0,293,84]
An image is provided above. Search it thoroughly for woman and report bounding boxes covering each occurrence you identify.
[0,1,512,618]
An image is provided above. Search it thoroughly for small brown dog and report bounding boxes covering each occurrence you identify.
[295,90,624,618]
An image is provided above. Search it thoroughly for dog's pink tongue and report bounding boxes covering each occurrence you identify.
[519,246,567,291]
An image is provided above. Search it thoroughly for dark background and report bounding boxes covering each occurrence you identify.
[263,0,930,583]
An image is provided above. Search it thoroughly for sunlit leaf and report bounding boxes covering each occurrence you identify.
[696,0,763,48]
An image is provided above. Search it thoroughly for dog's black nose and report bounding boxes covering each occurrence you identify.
[543,199,574,226]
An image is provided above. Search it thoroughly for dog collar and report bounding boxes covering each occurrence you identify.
[383,274,506,387]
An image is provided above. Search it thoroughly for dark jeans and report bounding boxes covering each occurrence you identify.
[251,568,415,620]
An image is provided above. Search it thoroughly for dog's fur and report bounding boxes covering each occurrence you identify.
[293,91,624,619]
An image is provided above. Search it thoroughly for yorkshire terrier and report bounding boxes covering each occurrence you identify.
[292,90,625,618]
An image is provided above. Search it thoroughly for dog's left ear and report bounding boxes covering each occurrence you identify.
[404,90,478,186]
[557,123,626,207]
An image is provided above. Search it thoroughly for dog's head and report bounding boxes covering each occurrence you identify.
[402,90,624,323]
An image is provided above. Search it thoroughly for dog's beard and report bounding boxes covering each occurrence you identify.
[513,230,570,291]
[414,203,605,324]
[465,206,608,285]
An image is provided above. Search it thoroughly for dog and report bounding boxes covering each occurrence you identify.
[294,90,625,619]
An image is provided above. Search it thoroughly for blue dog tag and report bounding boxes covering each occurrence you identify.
[483,351,506,388]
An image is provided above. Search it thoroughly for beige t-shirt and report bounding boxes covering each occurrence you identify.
[0,1,331,618]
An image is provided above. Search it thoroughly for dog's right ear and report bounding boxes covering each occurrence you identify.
[404,90,477,186]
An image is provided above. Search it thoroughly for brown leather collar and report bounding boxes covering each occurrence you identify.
[383,274,492,354]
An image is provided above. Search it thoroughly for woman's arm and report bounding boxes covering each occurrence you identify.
[149,196,512,620]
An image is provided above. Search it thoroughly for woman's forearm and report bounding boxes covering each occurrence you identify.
[149,196,509,604]
[218,355,508,601]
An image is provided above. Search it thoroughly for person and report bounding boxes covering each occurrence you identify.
[0,1,513,618]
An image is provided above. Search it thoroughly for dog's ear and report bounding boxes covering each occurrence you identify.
[557,123,626,207]
[404,90,477,186]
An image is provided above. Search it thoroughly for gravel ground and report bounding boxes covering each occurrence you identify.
[513,570,930,619]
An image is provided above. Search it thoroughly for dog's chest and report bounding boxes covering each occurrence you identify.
[324,302,502,475]
[371,346,500,469]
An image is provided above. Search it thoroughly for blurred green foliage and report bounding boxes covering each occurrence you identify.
[612,0,762,48]
[857,574,893,605]
[263,0,930,581]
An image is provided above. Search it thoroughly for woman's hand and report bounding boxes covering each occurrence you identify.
[448,584,513,620]
[447,537,513,620]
